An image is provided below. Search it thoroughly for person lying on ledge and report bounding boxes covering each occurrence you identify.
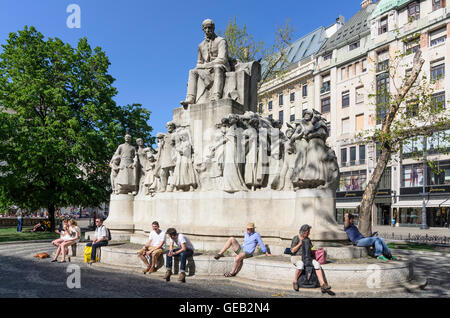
[344,213,396,261]
[214,223,273,277]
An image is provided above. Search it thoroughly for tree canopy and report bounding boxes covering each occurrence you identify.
[0,26,153,228]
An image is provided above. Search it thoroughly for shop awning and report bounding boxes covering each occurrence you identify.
[336,201,361,209]
[393,199,450,208]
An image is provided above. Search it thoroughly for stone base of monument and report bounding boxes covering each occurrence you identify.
[104,194,135,233]
[75,242,418,293]
[129,189,349,249]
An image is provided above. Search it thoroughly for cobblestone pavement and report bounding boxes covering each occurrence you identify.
[0,242,448,298]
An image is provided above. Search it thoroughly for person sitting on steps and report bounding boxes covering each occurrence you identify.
[137,221,166,274]
[344,212,397,261]
[214,223,273,277]
[164,228,195,283]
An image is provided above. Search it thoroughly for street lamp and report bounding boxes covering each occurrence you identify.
[421,135,429,230]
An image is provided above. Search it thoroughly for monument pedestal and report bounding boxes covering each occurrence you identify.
[104,194,134,233]
[173,99,245,164]
[129,189,348,252]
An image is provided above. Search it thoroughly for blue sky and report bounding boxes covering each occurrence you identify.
[0,0,363,136]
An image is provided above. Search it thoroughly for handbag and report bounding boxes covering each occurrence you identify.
[312,248,326,265]
[284,248,293,255]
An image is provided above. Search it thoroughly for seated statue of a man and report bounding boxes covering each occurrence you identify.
[181,19,231,109]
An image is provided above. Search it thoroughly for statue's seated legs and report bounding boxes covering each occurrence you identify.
[181,66,225,108]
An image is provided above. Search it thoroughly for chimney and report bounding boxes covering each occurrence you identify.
[361,0,372,9]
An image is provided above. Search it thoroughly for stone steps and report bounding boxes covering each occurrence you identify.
[75,242,419,292]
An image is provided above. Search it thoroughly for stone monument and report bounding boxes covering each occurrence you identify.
[105,19,348,251]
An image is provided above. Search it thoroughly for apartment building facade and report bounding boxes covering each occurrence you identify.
[259,0,450,228]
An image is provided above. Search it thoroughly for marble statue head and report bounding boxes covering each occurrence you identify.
[303,109,314,121]
[286,127,295,139]
[125,134,132,143]
[136,138,144,146]
[202,19,215,39]
[166,122,176,133]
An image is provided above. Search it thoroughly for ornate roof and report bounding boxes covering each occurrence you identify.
[370,0,414,19]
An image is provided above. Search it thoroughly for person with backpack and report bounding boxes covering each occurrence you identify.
[291,224,332,294]
[86,218,110,264]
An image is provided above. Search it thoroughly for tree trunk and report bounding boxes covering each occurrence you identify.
[358,145,391,237]
[48,204,56,232]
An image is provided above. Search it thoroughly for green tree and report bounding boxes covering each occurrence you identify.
[220,17,294,91]
[357,48,450,236]
[0,26,153,230]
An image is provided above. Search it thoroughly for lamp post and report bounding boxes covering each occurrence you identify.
[421,135,429,230]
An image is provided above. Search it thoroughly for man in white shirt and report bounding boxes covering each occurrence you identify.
[86,218,109,264]
[164,228,194,283]
[137,221,166,274]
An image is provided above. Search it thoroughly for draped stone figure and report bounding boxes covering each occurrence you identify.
[222,114,248,193]
[135,138,149,196]
[290,110,329,189]
[112,134,137,194]
[243,118,262,190]
[144,152,159,195]
[109,156,121,194]
[173,128,198,191]
[181,19,231,108]
[272,126,295,191]
[154,122,177,192]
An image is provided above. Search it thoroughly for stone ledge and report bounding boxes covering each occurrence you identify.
[76,243,413,291]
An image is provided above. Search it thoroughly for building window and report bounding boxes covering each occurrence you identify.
[321,75,331,94]
[302,85,308,97]
[432,0,446,11]
[430,27,447,47]
[342,117,350,134]
[321,97,330,113]
[350,146,356,166]
[268,114,273,120]
[341,148,347,167]
[355,86,364,104]
[339,170,367,191]
[408,2,420,22]
[349,41,360,51]
[378,16,388,35]
[431,92,446,111]
[359,145,366,165]
[258,103,263,113]
[362,59,367,72]
[355,114,365,132]
[279,94,284,106]
[404,38,420,55]
[401,163,425,187]
[341,67,346,81]
[379,167,392,189]
[279,110,284,124]
[323,53,332,61]
[268,101,273,110]
[290,92,295,102]
[290,114,295,122]
[342,91,350,108]
[376,49,389,73]
[431,62,445,81]
[406,100,419,118]
[376,73,390,125]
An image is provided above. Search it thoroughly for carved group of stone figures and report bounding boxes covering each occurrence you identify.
[110,109,339,195]
[110,123,198,196]
[199,109,340,193]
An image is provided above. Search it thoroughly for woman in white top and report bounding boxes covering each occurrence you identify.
[51,219,80,263]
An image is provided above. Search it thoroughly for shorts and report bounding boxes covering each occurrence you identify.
[235,246,253,259]
[137,247,165,258]
[291,256,321,270]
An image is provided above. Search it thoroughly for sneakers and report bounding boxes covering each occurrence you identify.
[293,282,299,292]
[377,255,389,261]
[390,256,398,261]
[164,270,172,282]
[178,272,186,283]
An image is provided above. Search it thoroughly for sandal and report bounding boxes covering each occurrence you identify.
[224,272,236,278]
[214,253,224,260]
[51,259,58,263]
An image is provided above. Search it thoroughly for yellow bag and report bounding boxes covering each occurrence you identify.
[84,246,98,263]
